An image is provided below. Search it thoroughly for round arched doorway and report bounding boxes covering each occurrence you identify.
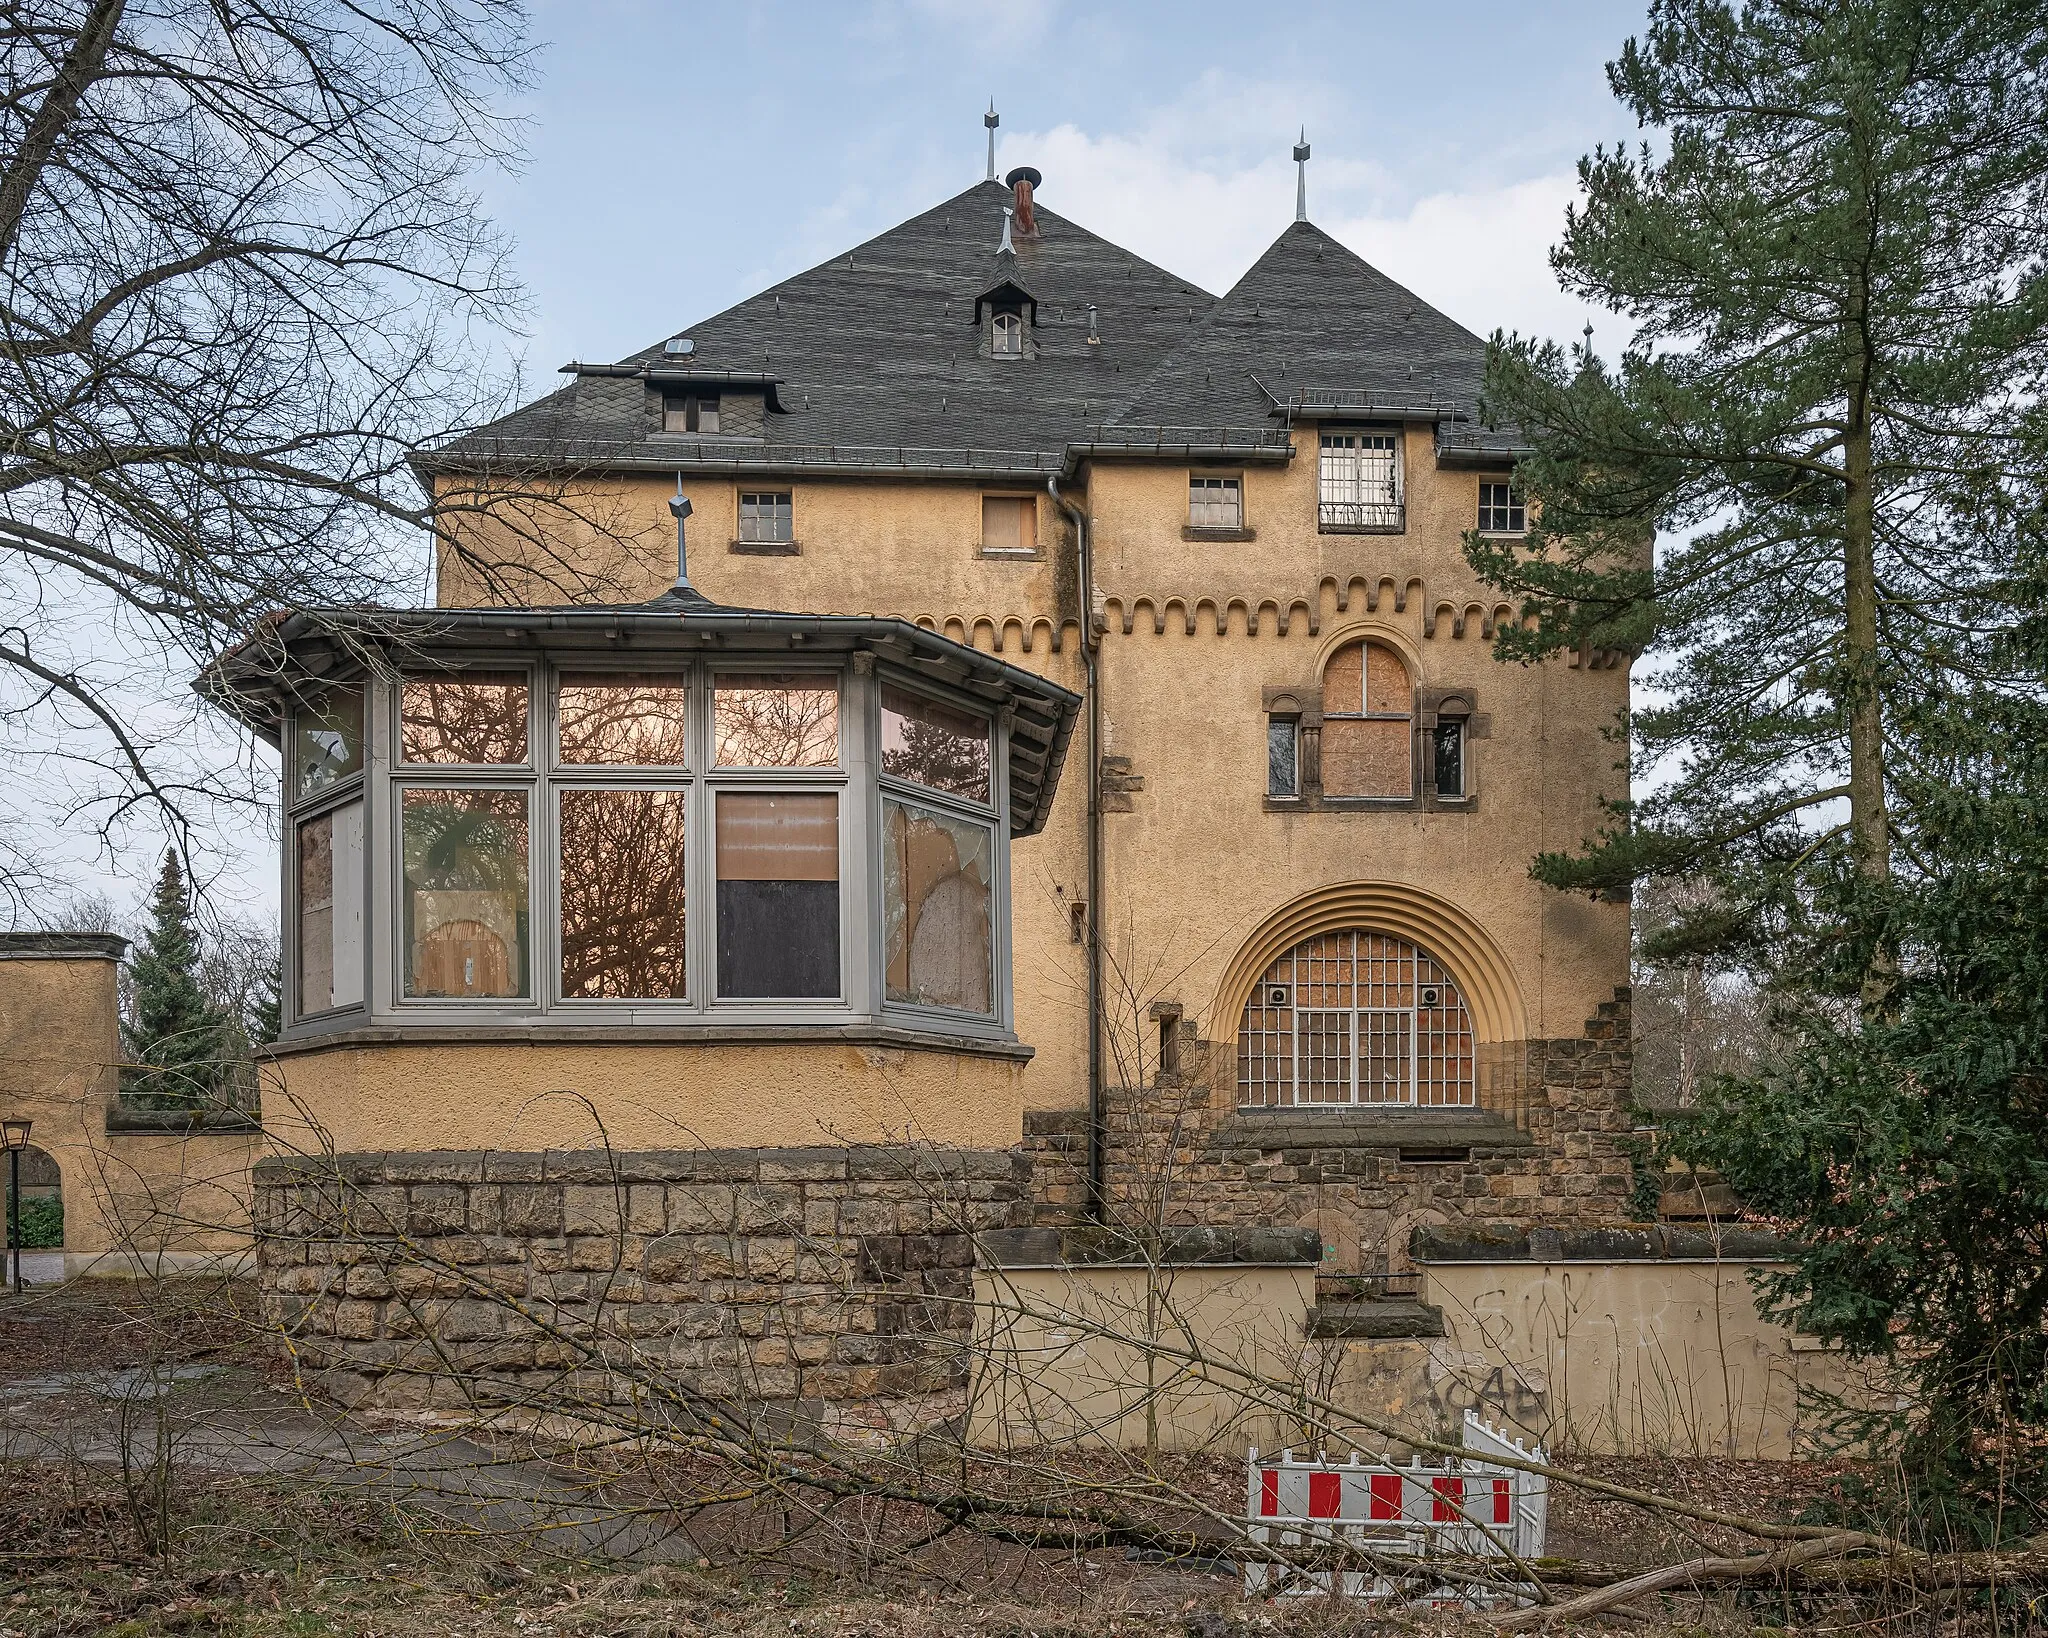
[1237,929,1475,1108]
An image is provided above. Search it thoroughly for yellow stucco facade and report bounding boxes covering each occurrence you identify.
[390,430,1627,1161]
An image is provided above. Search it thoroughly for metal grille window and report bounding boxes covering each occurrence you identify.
[663,393,720,434]
[1237,931,1475,1108]
[1318,433,1403,532]
[1478,481,1525,534]
[1189,475,1243,529]
[738,491,793,544]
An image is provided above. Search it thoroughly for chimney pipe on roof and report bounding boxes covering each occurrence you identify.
[1005,165,1041,236]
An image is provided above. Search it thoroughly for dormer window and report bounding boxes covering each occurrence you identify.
[662,392,719,434]
[992,311,1023,357]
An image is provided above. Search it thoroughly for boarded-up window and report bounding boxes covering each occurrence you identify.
[1320,641,1412,797]
[715,791,839,998]
[1238,930,1475,1108]
[981,495,1034,553]
[883,799,993,1014]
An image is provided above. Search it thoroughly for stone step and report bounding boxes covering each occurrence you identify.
[1307,1299,1446,1340]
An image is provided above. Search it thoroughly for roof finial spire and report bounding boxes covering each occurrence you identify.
[998,204,1015,255]
[1293,128,1311,223]
[669,475,694,592]
[985,101,999,182]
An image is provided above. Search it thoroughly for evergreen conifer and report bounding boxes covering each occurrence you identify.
[121,851,228,1108]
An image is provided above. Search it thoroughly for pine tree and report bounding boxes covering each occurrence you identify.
[121,851,229,1108]
[250,957,283,1047]
[1469,1,2048,992]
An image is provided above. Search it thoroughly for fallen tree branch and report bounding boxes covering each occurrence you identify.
[1493,1534,1883,1628]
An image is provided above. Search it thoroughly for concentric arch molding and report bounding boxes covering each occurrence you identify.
[1207,881,1529,1047]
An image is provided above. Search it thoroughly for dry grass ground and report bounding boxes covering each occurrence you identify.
[0,1284,2033,1638]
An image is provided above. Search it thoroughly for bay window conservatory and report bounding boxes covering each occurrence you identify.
[209,606,1077,1047]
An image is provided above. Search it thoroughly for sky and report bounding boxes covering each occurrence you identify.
[53,0,1658,926]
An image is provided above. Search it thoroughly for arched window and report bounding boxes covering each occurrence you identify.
[1320,640,1412,798]
[991,311,1023,357]
[1238,930,1474,1108]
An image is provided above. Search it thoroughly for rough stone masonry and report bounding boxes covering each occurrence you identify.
[254,1143,1029,1417]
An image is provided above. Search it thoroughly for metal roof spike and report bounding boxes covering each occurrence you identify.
[984,101,999,182]
[1293,128,1311,222]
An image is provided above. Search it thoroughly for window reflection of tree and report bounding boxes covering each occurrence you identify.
[882,688,989,802]
[400,673,528,764]
[558,675,689,766]
[401,789,528,998]
[559,789,687,998]
[713,677,837,767]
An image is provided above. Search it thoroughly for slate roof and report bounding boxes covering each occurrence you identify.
[422,181,1267,481]
[420,188,1525,481]
[1110,219,1523,462]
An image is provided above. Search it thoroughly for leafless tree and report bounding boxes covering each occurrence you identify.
[0,0,601,910]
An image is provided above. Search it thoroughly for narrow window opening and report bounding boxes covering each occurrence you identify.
[1069,900,1088,944]
[991,311,1023,357]
[1158,1012,1182,1079]
[1432,717,1466,799]
[1267,717,1299,797]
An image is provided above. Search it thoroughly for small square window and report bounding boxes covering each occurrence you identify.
[1189,476,1243,530]
[1478,481,1526,534]
[739,491,793,543]
[663,393,720,434]
[981,495,1034,553]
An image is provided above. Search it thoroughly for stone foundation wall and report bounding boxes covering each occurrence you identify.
[1017,989,1637,1268]
[254,1144,1028,1417]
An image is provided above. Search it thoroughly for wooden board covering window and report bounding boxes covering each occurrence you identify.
[981,495,1033,552]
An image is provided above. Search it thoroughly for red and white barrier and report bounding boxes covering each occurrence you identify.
[1244,1410,1548,1604]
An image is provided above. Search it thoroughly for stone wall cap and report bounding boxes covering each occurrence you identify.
[0,931,128,961]
[978,1224,1323,1269]
[1411,1222,1794,1264]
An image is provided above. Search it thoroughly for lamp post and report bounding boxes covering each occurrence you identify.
[2,1117,29,1295]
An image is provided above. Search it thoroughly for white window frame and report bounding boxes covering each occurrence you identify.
[991,311,1023,357]
[1477,480,1526,536]
[1318,430,1404,533]
[1189,474,1244,530]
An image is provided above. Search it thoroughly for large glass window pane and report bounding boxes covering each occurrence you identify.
[713,674,838,767]
[559,789,688,999]
[400,671,528,765]
[558,672,688,766]
[715,792,838,998]
[883,799,993,1015]
[292,687,364,798]
[401,788,529,998]
[881,686,990,804]
[296,800,364,1014]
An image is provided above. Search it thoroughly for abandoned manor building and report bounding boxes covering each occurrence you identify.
[182,155,1654,1419]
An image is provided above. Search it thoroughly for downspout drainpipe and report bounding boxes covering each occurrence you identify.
[1048,473,1105,1224]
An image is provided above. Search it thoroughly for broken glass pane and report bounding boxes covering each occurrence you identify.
[883,798,993,1014]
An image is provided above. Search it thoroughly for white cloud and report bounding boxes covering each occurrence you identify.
[999,112,1609,351]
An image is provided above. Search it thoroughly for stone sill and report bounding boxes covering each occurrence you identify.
[728,538,799,555]
[1265,795,1483,814]
[1413,1223,1793,1264]
[977,547,1043,561]
[262,1021,1034,1063]
[1215,1107,1535,1155]
[1181,525,1255,543]
[104,1104,261,1135]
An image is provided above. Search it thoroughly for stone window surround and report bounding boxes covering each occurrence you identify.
[1260,681,1487,814]
[279,657,1017,1046]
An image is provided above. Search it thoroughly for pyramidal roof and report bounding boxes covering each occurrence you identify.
[427,181,1219,476]
[1112,219,1501,443]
